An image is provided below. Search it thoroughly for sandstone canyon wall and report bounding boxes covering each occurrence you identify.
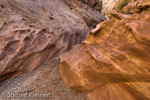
[0,0,105,82]
[59,0,150,99]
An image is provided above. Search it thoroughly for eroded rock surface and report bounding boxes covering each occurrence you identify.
[59,0,150,99]
[0,0,105,82]
[0,58,88,100]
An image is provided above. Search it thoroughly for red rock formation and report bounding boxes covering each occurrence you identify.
[59,0,150,99]
[0,0,105,82]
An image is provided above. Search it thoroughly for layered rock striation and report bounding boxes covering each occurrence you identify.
[0,0,105,82]
[59,0,150,99]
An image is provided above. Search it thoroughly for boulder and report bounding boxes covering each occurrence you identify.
[59,0,150,99]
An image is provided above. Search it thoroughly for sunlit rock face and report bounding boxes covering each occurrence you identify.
[0,0,105,82]
[59,0,150,99]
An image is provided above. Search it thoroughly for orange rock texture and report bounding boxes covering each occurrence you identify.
[59,0,150,99]
[0,0,105,82]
